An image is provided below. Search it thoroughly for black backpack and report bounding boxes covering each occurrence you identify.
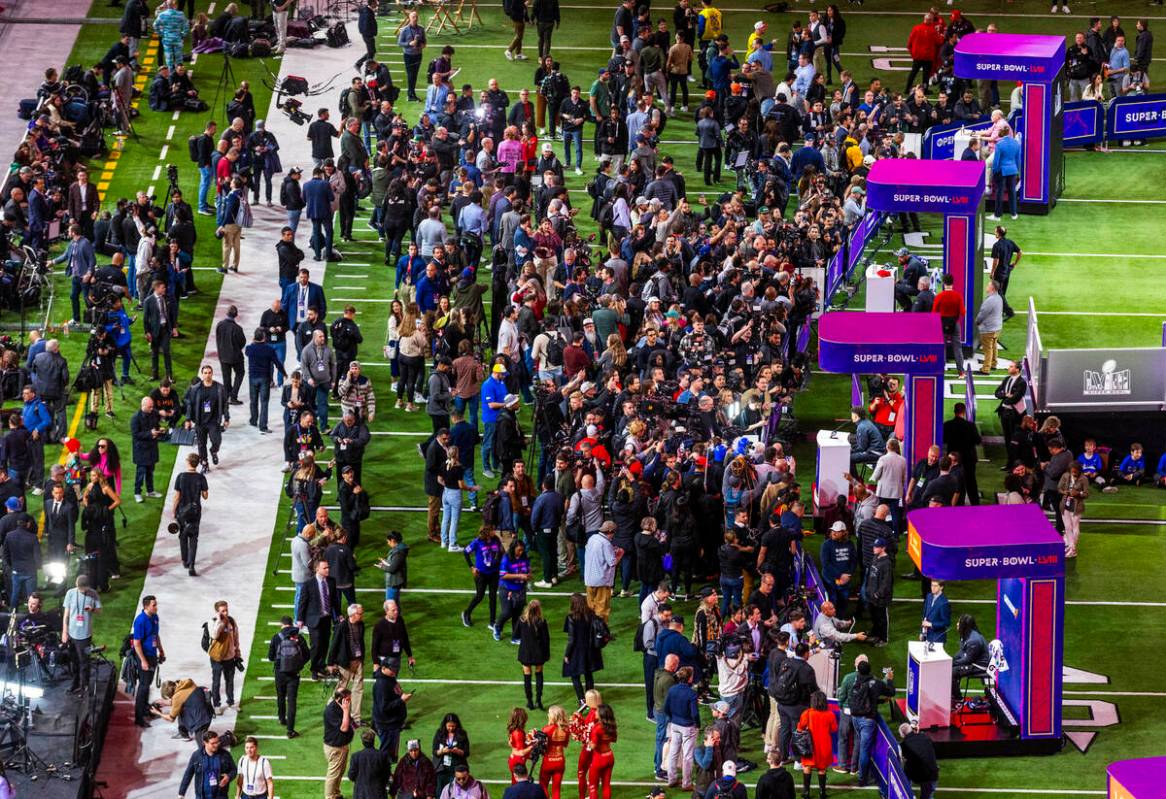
[330,318,354,353]
[187,134,202,163]
[338,87,352,118]
[632,616,656,653]
[426,57,441,83]
[597,199,616,230]
[545,333,564,367]
[848,676,877,717]
[773,657,801,704]
[591,615,612,649]
[713,779,740,799]
[277,631,306,673]
[481,490,504,528]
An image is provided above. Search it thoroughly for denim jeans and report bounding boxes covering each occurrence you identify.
[272,341,287,386]
[198,165,213,210]
[314,383,330,428]
[720,576,744,616]
[563,129,583,168]
[720,691,744,725]
[310,217,334,258]
[453,395,479,430]
[287,208,302,235]
[126,253,138,300]
[384,586,401,603]
[441,487,462,547]
[462,465,480,507]
[70,276,85,322]
[250,376,271,429]
[853,715,877,784]
[293,581,306,623]
[9,573,35,607]
[134,464,155,495]
[482,421,498,473]
[653,715,668,773]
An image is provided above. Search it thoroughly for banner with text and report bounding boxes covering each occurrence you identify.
[1106,94,1166,141]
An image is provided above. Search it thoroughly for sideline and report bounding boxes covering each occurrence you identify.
[93,22,355,798]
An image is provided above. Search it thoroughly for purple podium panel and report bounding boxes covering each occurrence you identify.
[817,312,945,375]
[954,33,1065,83]
[866,159,986,215]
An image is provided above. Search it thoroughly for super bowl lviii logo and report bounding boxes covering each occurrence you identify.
[1083,359,1131,396]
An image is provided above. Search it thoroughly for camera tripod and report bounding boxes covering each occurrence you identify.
[208,51,239,124]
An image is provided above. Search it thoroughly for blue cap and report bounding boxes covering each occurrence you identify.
[873,537,888,549]
[5,498,20,511]
[460,267,474,281]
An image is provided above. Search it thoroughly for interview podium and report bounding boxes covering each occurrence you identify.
[815,429,851,515]
[864,263,897,313]
[808,645,840,698]
[906,640,952,730]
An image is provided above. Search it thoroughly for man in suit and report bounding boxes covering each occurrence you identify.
[143,280,178,381]
[993,362,1027,470]
[67,170,101,241]
[301,167,337,261]
[26,176,51,252]
[297,559,339,679]
[348,728,393,798]
[943,402,982,505]
[214,306,247,405]
[281,268,328,335]
[43,481,78,564]
[50,224,96,325]
[328,603,366,726]
[130,396,164,503]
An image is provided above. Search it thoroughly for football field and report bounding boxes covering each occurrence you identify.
[33,0,1166,796]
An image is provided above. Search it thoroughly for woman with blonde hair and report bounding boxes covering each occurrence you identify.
[516,599,551,709]
[539,705,571,799]
[570,688,602,799]
[597,334,627,373]
[397,307,428,412]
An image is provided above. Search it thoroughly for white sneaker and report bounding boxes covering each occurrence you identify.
[1061,4,1070,12]
[1050,4,1056,11]
[134,494,144,503]
[986,214,1000,221]
[147,491,163,498]
[515,53,528,60]
[534,580,552,588]
[31,488,43,496]
[1010,214,1019,220]
[538,128,546,136]
[447,543,460,552]
[686,76,695,83]
[681,105,689,112]
[504,49,514,60]
[574,167,583,176]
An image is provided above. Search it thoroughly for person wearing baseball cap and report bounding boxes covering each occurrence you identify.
[392,735,434,795]
[480,361,510,478]
[585,521,620,622]
[820,520,859,616]
[862,537,894,645]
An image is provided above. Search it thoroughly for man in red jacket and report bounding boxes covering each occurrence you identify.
[905,12,944,93]
[932,273,967,378]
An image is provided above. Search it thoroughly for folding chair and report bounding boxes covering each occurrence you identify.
[451,0,483,29]
[424,0,460,34]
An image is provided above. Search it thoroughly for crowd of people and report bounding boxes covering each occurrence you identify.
[0,0,1154,798]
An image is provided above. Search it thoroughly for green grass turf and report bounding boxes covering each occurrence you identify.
[30,0,1166,796]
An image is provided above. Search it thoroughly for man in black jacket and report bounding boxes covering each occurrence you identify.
[774,641,819,762]
[328,602,366,726]
[372,657,412,757]
[355,0,379,69]
[349,728,394,798]
[267,615,310,738]
[42,480,78,563]
[281,170,305,234]
[143,281,178,381]
[862,539,894,645]
[276,226,305,290]
[943,403,981,505]
[994,362,1027,469]
[30,340,69,440]
[898,722,939,799]
[850,660,895,787]
[196,120,218,215]
[130,396,164,502]
[2,519,41,607]
[332,413,370,484]
[215,306,247,405]
[530,0,560,59]
[494,394,526,467]
[297,559,340,678]
[423,429,450,544]
[184,365,230,472]
[178,731,237,799]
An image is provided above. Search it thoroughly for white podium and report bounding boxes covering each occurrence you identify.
[953,128,978,161]
[815,430,851,515]
[864,264,897,313]
[906,640,952,729]
[808,646,840,698]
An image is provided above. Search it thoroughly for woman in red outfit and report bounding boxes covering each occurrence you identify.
[797,691,838,799]
[586,703,617,799]
[539,705,571,799]
[508,707,532,782]
[570,689,601,799]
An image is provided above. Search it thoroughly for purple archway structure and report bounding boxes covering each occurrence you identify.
[1109,757,1166,798]
[818,311,945,467]
[866,159,986,350]
[907,504,1065,757]
[955,32,1066,214]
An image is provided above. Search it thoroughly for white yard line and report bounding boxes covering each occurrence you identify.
[96,22,358,799]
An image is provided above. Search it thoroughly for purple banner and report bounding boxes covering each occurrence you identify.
[866,159,986,215]
[818,313,945,375]
[1109,757,1166,798]
[848,211,884,273]
[906,505,1065,581]
[954,32,1065,83]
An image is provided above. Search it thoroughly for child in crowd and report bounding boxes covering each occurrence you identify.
[1077,438,1106,485]
[1106,443,1148,492]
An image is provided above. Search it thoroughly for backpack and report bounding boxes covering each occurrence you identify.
[713,779,739,799]
[277,631,306,673]
[632,616,656,653]
[773,657,801,705]
[848,676,877,717]
[545,333,564,367]
[330,318,354,353]
[481,490,504,528]
[591,615,612,649]
[426,57,441,83]
[338,87,352,118]
[200,622,211,652]
[326,21,349,47]
[586,173,607,200]
[597,199,615,230]
[250,38,272,57]
[187,134,201,163]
